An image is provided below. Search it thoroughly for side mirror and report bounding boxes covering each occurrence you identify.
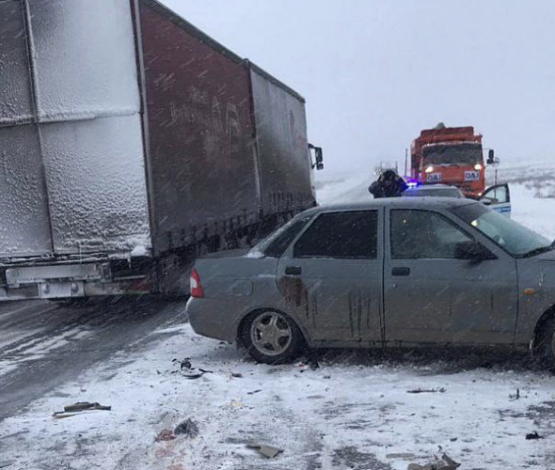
[487,149,500,166]
[309,144,324,170]
[455,241,496,261]
[480,197,498,206]
[487,149,495,165]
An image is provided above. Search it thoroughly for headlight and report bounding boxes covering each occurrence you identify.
[425,166,434,173]
[474,163,483,170]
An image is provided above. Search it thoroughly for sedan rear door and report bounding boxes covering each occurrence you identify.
[276,209,384,344]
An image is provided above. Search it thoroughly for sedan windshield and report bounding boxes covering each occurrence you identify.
[452,203,552,257]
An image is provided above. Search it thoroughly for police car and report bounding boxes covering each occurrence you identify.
[403,183,512,217]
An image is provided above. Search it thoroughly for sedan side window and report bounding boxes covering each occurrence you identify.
[391,210,472,259]
[294,211,378,259]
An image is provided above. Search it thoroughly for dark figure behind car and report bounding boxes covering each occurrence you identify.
[369,170,408,198]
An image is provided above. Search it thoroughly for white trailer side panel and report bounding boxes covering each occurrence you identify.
[0,0,151,257]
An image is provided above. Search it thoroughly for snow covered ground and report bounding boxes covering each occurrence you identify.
[3,322,555,470]
[2,164,555,470]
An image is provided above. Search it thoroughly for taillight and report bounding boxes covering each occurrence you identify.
[190,269,204,298]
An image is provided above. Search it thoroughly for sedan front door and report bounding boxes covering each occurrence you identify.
[384,208,518,345]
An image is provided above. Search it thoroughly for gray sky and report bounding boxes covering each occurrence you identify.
[161,0,555,173]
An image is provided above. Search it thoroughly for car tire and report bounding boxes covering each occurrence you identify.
[240,310,305,364]
[535,316,555,370]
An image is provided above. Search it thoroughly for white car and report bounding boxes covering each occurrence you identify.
[403,183,512,217]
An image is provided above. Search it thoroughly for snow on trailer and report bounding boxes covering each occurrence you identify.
[0,0,320,301]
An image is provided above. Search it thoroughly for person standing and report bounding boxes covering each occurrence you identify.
[369,169,408,198]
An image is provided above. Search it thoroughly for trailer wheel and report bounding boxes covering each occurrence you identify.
[240,310,305,364]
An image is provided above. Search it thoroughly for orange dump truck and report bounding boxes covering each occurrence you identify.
[411,125,486,198]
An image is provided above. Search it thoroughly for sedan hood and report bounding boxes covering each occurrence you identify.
[533,250,555,261]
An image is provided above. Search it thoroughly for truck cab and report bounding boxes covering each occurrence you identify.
[411,125,486,199]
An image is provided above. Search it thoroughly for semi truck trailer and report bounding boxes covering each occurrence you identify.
[0,0,322,301]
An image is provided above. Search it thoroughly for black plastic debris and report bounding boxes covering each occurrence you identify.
[247,389,262,395]
[64,402,111,413]
[174,418,199,438]
[509,388,520,400]
[309,360,320,370]
[526,431,544,440]
[172,357,192,370]
[407,388,446,394]
[182,373,205,380]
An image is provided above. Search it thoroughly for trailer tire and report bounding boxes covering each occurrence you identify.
[240,310,305,364]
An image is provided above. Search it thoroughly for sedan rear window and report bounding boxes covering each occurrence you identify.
[263,216,313,258]
[294,211,378,259]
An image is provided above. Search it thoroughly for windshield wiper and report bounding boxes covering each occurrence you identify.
[520,245,555,258]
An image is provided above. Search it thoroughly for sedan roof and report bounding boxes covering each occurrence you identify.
[312,197,477,214]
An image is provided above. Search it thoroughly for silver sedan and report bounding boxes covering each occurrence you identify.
[187,198,555,366]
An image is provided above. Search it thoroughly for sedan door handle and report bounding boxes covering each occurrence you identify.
[392,267,410,277]
[285,266,302,276]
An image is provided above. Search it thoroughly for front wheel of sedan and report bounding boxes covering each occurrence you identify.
[536,317,555,371]
[240,310,305,364]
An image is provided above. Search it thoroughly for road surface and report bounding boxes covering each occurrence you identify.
[0,298,187,422]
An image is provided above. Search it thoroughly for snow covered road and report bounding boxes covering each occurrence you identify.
[0,299,187,422]
[2,321,555,470]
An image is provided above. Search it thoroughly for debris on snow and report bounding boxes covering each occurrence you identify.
[0,461,13,469]
[64,402,111,413]
[182,373,205,380]
[407,453,460,470]
[174,419,199,438]
[247,389,262,395]
[231,373,243,378]
[509,388,520,400]
[386,453,416,459]
[525,431,544,440]
[407,388,446,394]
[246,442,283,459]
[53,402,111,418]
[155,429,176,442]
[172,358,192,370]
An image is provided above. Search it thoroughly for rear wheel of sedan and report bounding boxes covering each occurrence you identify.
[240,310,305,364]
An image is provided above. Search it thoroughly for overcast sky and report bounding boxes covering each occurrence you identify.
[161,0,555,173]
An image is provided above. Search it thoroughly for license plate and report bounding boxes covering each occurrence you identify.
[427,173,442,183]
[465,171,480,181]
